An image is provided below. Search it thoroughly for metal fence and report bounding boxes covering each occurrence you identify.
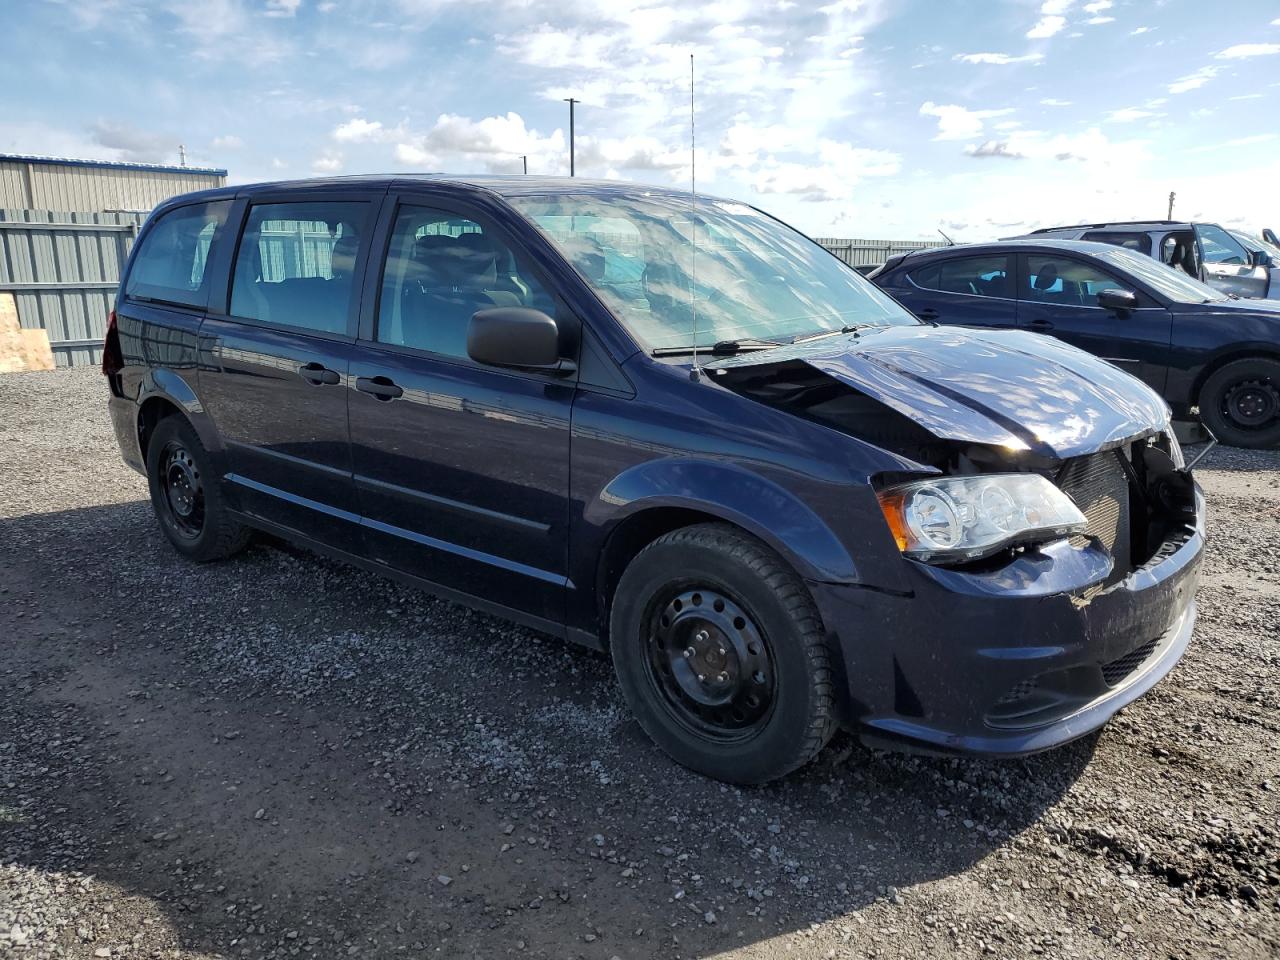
[0,209,940,369]
[0,209,145,367]
[814,237,942,269]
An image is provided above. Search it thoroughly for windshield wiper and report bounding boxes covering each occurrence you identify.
[651,338,784,357]
[792,323,875,344]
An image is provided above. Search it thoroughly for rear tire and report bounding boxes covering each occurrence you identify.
[609,523,837,784]
[146,417,251,561]
[1198,357,1280,450]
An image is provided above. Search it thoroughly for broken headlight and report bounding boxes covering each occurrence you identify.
[877,474,1087,563]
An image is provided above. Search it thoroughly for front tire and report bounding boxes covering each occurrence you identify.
[609,524,837,784]
[1199,357,1280,450]
[146,416,250,561]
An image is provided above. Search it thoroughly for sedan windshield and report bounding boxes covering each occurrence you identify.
[508,193,917,351]
[1090,245,1228,303]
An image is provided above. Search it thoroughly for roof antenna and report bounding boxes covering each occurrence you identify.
[688,52,702,382]
[937,228,954,246]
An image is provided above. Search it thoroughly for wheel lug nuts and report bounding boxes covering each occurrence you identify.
[717,647,726,656]
[716,671,728,683]
[683,647,695,659]
[695,629,709,642]
[697,673,706,683]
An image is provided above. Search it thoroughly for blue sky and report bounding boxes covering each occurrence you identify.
[4,0,1279,239]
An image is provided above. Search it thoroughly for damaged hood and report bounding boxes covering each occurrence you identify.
[709,325,1170,459]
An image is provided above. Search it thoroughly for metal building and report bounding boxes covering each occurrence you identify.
[0,154,226,213]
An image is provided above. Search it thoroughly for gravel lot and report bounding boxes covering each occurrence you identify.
[1,366,1278,960]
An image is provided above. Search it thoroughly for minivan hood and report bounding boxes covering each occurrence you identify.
[708,325,1169,460]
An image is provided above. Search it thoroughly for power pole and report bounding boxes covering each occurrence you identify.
[1167,191,1175,220]
[522,155,528,175]
[563,98,578,176]
[178,144,187,167]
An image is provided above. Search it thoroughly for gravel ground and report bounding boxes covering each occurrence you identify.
[1,366,1277,960]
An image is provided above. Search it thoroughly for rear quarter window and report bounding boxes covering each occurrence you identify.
[125,201,231,308]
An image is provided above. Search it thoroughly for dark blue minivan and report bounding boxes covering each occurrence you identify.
[104,176,1203,783]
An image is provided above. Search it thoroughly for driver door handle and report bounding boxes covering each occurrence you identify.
[1027,318,1055,331]
[355,376,404,401]
[298,362,340,385]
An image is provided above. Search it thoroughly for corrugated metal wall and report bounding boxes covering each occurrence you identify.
[0,159,224,213]
[814,236,942,268]
[0,209,144,367]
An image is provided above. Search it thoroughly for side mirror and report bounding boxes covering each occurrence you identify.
[1097,288,1139,312]
[467,307,575,375]
[1250,249,1273,269]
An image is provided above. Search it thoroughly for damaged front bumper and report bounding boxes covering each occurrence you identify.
[809,490,1204,757]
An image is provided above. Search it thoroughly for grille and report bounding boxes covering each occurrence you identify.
[993,676,1040,705]
[1101,638,1160,686]
[1058,450,1132,574]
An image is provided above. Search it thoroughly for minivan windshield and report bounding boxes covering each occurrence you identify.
[1090,245,1229,304]
[509,193,917,351]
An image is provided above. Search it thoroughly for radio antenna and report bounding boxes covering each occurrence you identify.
[688,52,701,381]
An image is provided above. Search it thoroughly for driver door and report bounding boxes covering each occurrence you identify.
[1015,252,1173,394]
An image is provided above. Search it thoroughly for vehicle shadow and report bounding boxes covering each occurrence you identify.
[1,501,1097,959]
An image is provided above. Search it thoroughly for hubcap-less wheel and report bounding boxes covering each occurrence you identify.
[645,587,775,742]
[1222,377,1279,431]
[160,441,204,538]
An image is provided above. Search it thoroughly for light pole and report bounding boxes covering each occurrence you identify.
[1167,191,1176,220]
[563,98,578,176]
[522,155,528,175]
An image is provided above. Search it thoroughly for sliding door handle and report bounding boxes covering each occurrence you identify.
[355,376,404,401]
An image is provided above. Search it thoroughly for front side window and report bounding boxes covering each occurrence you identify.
[229,201,369,334]
[910,255,1011,298]
[507,193,915,351]
[1092,245,1227,303]
[376,205,555,359]
[126,201,230,308]
[1196,224,1249,265]
[1025,255,1128,307]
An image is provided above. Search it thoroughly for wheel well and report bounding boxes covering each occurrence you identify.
[1190,349,1280,411]
[137,396,183,463]
[596,508,735,646]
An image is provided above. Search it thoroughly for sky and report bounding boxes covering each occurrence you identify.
[3,0,1279,241]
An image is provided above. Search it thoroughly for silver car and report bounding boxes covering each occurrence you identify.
[1007,220,1278,299]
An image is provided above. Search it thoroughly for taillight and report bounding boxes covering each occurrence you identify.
[102,309,122,377]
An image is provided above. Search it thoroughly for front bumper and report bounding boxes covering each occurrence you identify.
[811,492,1204,757]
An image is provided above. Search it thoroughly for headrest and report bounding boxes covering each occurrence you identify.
[412,232,496,288]
[330,232,360,280]
[1033,263,1059,291]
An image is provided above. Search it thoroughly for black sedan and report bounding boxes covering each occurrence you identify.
[870,239,1280,448]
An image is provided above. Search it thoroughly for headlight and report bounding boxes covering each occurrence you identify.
[877,474,1087,563]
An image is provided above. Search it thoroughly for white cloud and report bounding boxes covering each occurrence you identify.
[919,102,1015,140]
[1168,66,1220,93]
[394,112,564,174]
[89,119,174,163]
[1216,43,1280,59]
[751,141,900,201]
[212,134,243,149]
[1040,97,1072,106]
[1086,16,1115,25]
[332,118,386,143]
[312,150,343,173]
[955,52,1043,65]
[1083,0,1112,11]
[1027,1,1074,39]
[1130,26,1154,35]
[265,0,302,16]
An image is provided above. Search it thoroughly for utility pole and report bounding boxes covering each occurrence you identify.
[1167,191,1176,220]
[178,144,186,167]
[522,155,528,175]
[563,98,578,176]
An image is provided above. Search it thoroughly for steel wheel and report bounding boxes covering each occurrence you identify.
[159,440,205,539]
[644,586,776,743]
[1220,377,1279,432]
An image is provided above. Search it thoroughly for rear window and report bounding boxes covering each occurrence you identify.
[1082,231,1153,256]
[909,255,1012,298]
[125,201,231,308]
